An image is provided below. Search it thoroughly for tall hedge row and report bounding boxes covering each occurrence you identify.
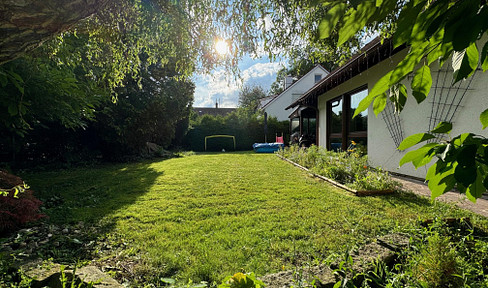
[184,110,289,151]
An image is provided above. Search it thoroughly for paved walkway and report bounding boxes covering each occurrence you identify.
[393,176,488,218]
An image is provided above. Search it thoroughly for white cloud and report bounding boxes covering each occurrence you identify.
[242,62,283,82]
[193,59,284,108]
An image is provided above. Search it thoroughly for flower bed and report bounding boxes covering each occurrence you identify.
[277,145,400,195]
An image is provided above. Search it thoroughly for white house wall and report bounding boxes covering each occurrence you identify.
[317,49,488,179]
[264,66,328,121]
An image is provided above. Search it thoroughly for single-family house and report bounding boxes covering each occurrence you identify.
[194,101,236,117]
[287,37,488,179]
[262,65,329,122]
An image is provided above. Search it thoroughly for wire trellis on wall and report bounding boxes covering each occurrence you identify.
[381,101,404,148]
[427,66,479,142]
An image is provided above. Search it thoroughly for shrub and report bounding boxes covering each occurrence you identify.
[0,170,44,234]
[278,145,400,191]
[412,233,461,287]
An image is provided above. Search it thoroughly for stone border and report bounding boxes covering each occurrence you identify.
[276,154,394,196]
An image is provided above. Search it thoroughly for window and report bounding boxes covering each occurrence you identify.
[327,87,368,151]
[314,74,322,83]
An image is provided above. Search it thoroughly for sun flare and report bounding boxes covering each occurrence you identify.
[215,39,229,56]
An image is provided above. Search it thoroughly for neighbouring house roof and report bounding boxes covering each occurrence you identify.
[259,95,279,109]
[286,37,406,110]
[261,64,329,110]
[193,107,236,117]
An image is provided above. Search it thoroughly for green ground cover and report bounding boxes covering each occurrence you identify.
[21,152,488,285]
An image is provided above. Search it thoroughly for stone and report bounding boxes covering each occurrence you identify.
[76,266,123,287]
[22,261,123,288]
[377,233,410,251]
[22,261,70,288]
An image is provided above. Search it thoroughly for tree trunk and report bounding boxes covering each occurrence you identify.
[0,0,110,65]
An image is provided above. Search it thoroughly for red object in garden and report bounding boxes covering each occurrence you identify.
[276,133,284,144]
[0,170,44,234]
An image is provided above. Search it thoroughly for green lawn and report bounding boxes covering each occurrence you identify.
[23,152,488,285]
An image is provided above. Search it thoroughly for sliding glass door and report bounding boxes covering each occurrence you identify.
[327,87,368,151]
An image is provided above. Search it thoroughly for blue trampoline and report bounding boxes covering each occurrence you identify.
[252,142,284,153]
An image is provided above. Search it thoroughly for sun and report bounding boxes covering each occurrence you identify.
[215,39,229,56]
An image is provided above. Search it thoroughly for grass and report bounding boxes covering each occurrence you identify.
[21,152,488,285]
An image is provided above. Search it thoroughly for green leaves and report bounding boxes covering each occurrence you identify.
[400,132,488,201]
[8,104,18,116]
[430,121,452,134]
[318,3,347,39]
[411,65,432,104]
[0,71,7,87]
[398,133,435,151]
[480,109,488,129]
[454,145,477,188]
[465,172,485,202]
[373,93,387,116]
[353,71,393,118]
[393,0,426,48]
[481,42,488,72]
[453,43,479,83]
[389,83,407,113]
[219,272,264,288]
[338,1,376,46]
[426,161,456,199]
[399,143,437,168]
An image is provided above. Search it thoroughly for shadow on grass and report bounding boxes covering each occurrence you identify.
[18,160,162,264]
[383,190,434,207]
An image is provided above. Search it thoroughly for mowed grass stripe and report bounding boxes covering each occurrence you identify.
[23,152,486,284]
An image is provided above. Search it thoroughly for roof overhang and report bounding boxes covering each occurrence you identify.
[286,37,406,110]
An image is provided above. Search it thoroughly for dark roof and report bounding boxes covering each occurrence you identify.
[259,94,279,109]
[286,37,406,110]
[193,107,236,117]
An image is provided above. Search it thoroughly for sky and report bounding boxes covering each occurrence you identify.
[192,55,286,108]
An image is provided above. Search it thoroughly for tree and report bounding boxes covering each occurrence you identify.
[90,58,194,160]
[316,0,488,201]
[238,84,267,112]
[1,0,364,94]
[0,57,102,163]
[0,0,110,65]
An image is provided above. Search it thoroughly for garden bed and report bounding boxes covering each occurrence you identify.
[277,145,399,196]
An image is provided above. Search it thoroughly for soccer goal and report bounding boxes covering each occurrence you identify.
[204,135,236,151]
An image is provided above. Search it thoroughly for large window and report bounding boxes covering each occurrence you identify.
[327,87,368,151]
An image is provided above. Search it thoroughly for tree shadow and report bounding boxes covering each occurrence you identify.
[14,159,162,264]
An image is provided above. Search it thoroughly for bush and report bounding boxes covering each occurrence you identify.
[278,145,400,191]
[412,233,461,287]
[0,170,44,234]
